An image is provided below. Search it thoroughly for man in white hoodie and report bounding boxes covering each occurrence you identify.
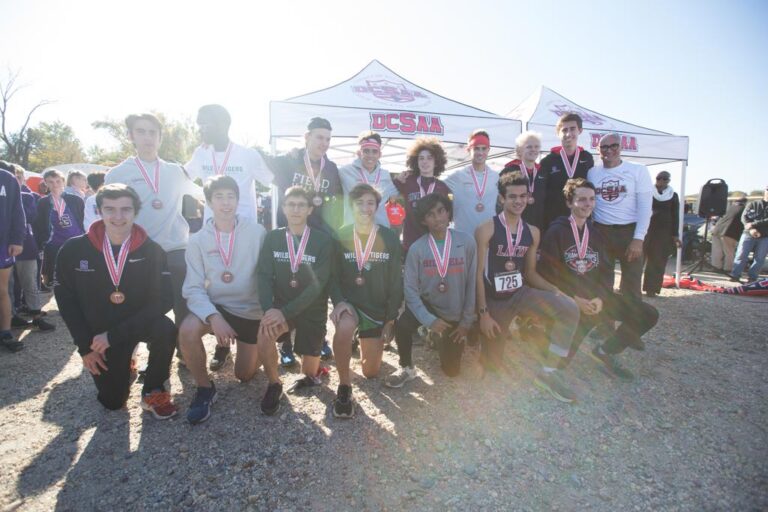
[178,176,267,424]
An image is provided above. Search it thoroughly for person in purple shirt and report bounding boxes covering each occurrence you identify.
[32,169,85,286]
[0,161,27,351]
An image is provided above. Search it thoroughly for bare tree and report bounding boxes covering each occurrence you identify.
[0,68,53,168]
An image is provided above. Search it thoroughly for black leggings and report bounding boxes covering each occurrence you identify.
[395,307,465,377]
[91,316,176,410]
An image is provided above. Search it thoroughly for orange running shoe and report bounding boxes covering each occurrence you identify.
[140,390,178,420]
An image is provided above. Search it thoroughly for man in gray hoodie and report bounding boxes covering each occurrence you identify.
[178,176,267,424]
[387,194,477,387]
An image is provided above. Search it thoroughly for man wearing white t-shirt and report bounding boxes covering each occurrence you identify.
[588,133,652,299]
[185,104,274,224]
[441,130,500,236]
[105,113,204,331]
[338,131,398,227]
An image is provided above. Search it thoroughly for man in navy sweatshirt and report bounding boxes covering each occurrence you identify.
[0,162,26,351]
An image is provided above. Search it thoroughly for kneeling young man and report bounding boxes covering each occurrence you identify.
[54,184,177,418]
[255,186,333,413]
[179,176,267,424]
[475,172,581,402]
[539,178,658,381]
[330,184,402,418]
[388,194,476,387]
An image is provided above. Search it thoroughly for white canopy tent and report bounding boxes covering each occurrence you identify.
[269,60,522,171]
[506,86,690,285]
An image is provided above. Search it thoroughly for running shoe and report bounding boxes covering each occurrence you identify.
[261,382,284,416]
[32,317,55,331]
[209,346,231,371]
[590,346,635,381]
[0,333,23,352]
[534,370,576,403]
[385,366,417,388]
[11,315,31,328]
[624,337,646,352]
[280,349,297,368]
[187,383,217,424]
[320,341,333,361]
[288,375,320,394]
[140,389,178,420]
[333,384,355,418]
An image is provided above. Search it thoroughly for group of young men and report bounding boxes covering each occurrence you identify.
[0,107,661,423]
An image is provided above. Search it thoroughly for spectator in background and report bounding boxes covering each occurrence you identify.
[84,171,106,230]
[0,161,26,351]
[65,170,88,198]
[731,186,768,283]
[642,171,680,297]
[711,196,746,273]
[385,196,405,239]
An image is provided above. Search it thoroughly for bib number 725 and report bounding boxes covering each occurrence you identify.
[494,271,522,293]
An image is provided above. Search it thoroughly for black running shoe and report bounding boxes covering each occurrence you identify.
[261,382,283,416]
[320,341,333,361]
[209,346,231,371]
[32,317,55,331]
[0,333,24,352]
[288,375,320,394]
[333,384,355,418]
[11,315,31,328]
[591,346,634,381]
[534,370,576,403]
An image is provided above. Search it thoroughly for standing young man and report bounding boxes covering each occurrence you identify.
[271,117,341,364]
[533,113,595,231]
[178,176,267,424]
[588,133,653,299]
[329,184,402,418]
[540,179,658,380]
[475,172,580,401]
[83,171,106,230]
[105,113,204,329]
[0,165,26,351]
[388,194,476,387]
[442,130,500,237]
[255,187,334,414]
[54,184,178,418]
[33,169,85,285]
[339,131,398,228]
[185,104,274,370]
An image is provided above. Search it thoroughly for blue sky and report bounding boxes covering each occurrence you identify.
[1,0,766,195]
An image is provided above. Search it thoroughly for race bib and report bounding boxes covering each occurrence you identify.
[494,271,522,294]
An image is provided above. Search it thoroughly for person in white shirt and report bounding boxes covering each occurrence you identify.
[105,113,204,331]
[441,130,500,236]
[83,171,105,230]
[587,133,653,299]
[338,131,398,227]
[185,104,273,224]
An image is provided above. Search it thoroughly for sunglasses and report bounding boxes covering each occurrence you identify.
[657,177,671,181]
[599,143,620,151]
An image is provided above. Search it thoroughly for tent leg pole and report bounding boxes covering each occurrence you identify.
[675,161,687,288]
[270,138,278,230]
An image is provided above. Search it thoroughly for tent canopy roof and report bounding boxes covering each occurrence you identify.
[270,60,521,171]
[507,86,689,165]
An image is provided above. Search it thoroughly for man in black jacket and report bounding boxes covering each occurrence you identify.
[711,196,746,273]
[540,178,658,382]
[731,187,768,282]
[54,184,178,419]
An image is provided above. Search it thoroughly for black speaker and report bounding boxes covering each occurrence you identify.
[698,179,728,217]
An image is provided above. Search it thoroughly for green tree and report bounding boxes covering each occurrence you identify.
[749,189,764,196]
[89,113,199,165]
[26,121,86,171]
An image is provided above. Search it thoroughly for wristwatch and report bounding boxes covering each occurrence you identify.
[478,306,489,315]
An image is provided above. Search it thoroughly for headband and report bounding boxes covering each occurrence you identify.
[468,134,490,149]
[360,140,381,150]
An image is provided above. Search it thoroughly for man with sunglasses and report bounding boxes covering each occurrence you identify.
[588,133,653,304]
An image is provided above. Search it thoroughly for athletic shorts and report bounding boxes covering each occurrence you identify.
[355,307,385,339]
[215,305,260,345]
[0,245,13,269]
[277,320,327,357]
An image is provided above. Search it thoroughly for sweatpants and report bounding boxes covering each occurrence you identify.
[595,222,643,299]
[395,306,465,377]
[484,285,579,369]
[566,293,659,361]
[13,259,43,312]
[166,249,189,328]
[91,315,175,410]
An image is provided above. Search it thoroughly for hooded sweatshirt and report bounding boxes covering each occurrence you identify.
[183,216,266,322]
[539,216,614,301]
[338,159,398,228]
[0,169,26,255]
[533,147,594,230]
[54,221,173,355]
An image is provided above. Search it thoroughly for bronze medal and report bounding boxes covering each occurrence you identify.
[221,271,234,283]
[437,281,448,293]
[110,290,125,304]
[355,275,365,286]
[505,260,516,271]
[289,277,299,288]
[312,195,324,207]
[152,199,163,209]
[475,203,484,212]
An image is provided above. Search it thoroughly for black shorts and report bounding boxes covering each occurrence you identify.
[277,320,327,357]
[215,305,261,345]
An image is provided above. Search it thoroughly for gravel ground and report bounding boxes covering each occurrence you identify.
[1,271,766,512]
